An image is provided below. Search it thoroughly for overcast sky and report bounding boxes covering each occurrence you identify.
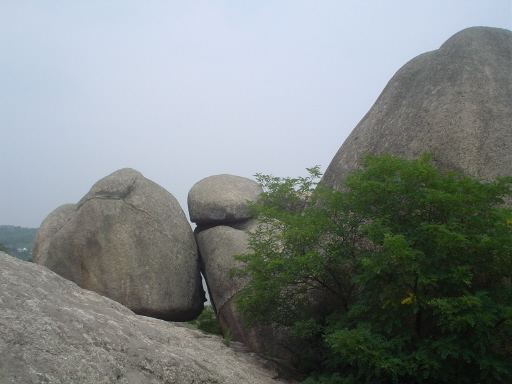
[1,1,511,228]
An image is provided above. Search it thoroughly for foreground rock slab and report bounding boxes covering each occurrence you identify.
[0,252,295,384]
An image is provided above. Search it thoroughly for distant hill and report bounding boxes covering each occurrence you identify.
[0,225,38,261]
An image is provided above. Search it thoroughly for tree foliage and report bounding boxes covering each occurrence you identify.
[232,153,512,383]
[187,305,223,336]
[0,241,11,255]
[0,225,37,260]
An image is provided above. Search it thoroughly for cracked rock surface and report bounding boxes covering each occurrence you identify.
[196,222,294,361]
[33,168,204,321]
[0,252,294,384]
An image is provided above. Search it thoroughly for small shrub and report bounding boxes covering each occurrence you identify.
[188,305,223,336]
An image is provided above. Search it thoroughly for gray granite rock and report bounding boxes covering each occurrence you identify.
[196,223,253,315]
[0,252,295,384]
[32,203,76,266]
[33,168,203,321]
[322,27,512,189]
[196,222,292,360]
[188,174,263,224]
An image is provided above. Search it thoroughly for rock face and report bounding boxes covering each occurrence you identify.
[189,175,292,360]
[188,174,263,224]
[196,223,254,318]
[195,221,291,359]
[32,203,76,266]
[322,27,512,188]
[0,252,295,384]
[33,168,204,321]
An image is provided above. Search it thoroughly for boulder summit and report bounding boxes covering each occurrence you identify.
[323,27,512,188]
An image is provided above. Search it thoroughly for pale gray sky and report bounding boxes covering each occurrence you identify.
[1,1,511,228]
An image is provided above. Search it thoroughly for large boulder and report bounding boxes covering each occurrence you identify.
[188,174,263,224]
[33,168,203,321]
[189,176,293,360]
[196,222,254,317]
[196,221,293,361]
[0,252,296,384]
[322,26,512,188]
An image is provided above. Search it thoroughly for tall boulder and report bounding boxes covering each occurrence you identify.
[33,168,204,321]
[322,26,512,188]
[0,252,296,384]
[195,221,292,360]
[188,175,292,358]
[195,222,254,318]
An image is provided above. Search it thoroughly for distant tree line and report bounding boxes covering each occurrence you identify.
[0,225,38,261]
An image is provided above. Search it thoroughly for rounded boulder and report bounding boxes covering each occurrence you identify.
[188,174,263,224]
[322,27,512,188]
[33,203,76,266]
[33,168,204,321]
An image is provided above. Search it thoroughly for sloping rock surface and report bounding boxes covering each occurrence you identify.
[322,26,512,188]
[0,252,295,384]
[33,168,203,321]
[188,174,263,224]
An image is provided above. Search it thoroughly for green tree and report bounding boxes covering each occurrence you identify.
[0,241,11,255]
[0,225,37,261]
[188,305,223,336]
[233,153,512,383]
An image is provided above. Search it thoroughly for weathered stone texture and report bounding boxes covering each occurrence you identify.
[33,168,203,321]
[196,223,253,316]
[196,221,292,360]
[32,203,76,266]
[0,252,294,384]
[322,27,512,188]
[188,174,263,224]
